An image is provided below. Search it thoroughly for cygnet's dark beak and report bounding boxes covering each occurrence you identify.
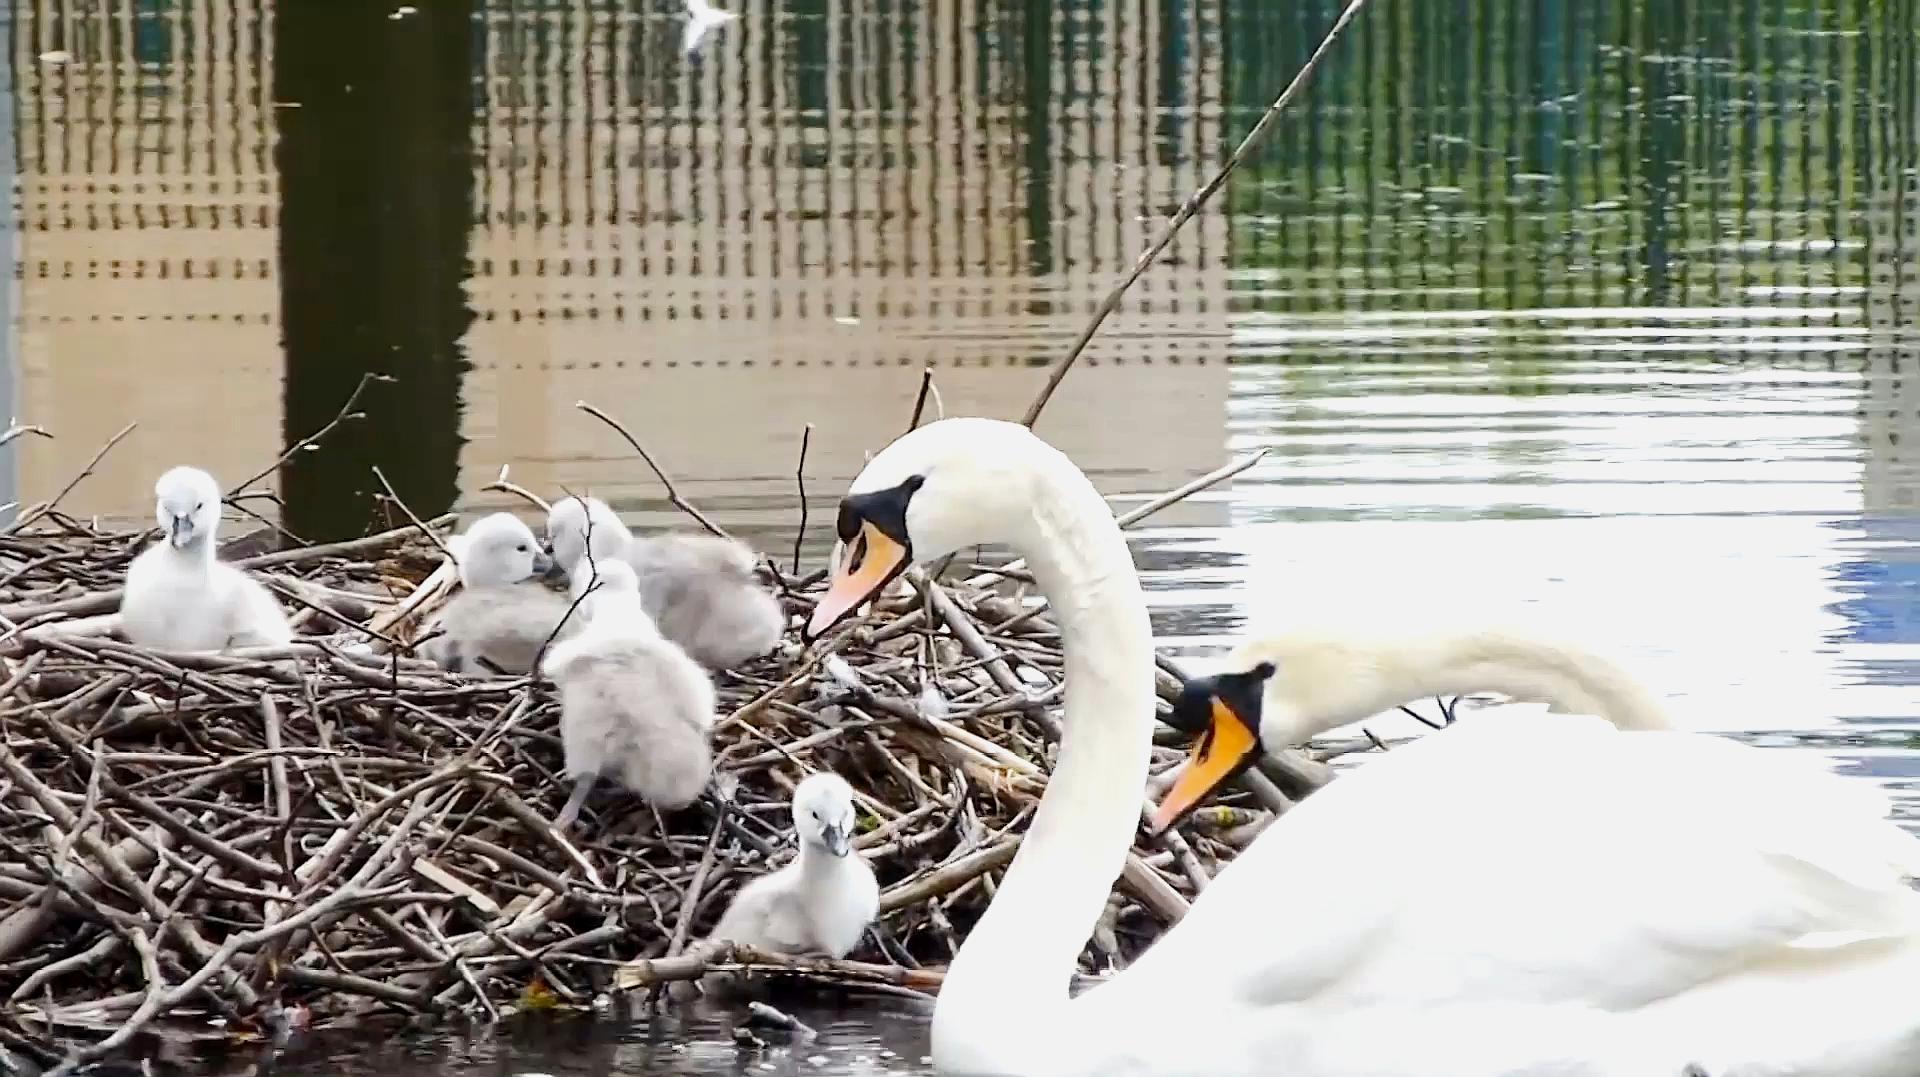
[539,551,569,584]
[821,822,851,858]
[167,514,193,549]
[530,549,555,578]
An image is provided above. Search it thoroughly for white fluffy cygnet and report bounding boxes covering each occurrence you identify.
[425,513,576,676]
[541,558,717,828]
[547,495,785,671]
[704,771,879,962]
[545,495,634,576]
[628,532,785,670]
[119,466,292,652]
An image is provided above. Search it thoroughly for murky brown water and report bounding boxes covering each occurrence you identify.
[7,0,1920,1071]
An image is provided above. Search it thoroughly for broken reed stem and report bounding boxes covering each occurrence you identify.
[229,372,389,499]
[792,423,812,576]
[484,464,552,514]
[575,401,730,541]
[10,423,136,534]
[906,366,936,433]
[0,423,51,449]
[371,465,454,561]
[1019,0,1374,429]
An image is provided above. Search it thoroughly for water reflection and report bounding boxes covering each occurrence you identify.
[9,0,1920,1069]
[249,1000,934,1077]
[275,0,472,539]
[13,0,1916,527]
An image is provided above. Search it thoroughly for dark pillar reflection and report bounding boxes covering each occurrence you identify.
[275,0,474,541]
[1020,0,1055,278]
[1637,0,1683,307]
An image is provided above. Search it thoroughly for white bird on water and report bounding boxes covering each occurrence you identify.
[682,0,736,58]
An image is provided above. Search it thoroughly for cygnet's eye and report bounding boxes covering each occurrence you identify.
[517,543,529,553]
[193,502,204,512]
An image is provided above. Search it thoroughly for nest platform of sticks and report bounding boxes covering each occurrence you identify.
[0,419,1334,1075]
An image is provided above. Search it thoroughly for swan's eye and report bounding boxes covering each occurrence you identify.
[193,502,204,512]
[517,544,529,553]
[846,532,868,573]
[835,503,860,542]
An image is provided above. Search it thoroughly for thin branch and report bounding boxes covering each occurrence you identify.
[1019,0,1373,428]
[574,401,729,541]
[483,464,552,514]
[790,423,812,576]
[666,808,727,959]
[370,466,454,561]
[43,927,163,1077]
[228,372,389,498]
[11,423,137,532]
[906,366,935,433]
[0,422,52,449]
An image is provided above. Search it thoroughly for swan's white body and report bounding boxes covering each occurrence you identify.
[542,559,715,825]
[707,771,878,958]
[682,0,736,56]
[120,466,292,652]
[806,417,1920,1077]
[548,496,783,670]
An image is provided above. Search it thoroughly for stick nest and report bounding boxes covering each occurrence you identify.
[0,502,1289,1070]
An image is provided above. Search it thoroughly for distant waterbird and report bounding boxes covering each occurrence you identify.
[681,0,737,58]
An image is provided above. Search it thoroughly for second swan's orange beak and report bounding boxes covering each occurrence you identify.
[806,522,910,640]
[1149,697,1262,835]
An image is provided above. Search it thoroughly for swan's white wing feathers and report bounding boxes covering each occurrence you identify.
[1100,711,1920,1021]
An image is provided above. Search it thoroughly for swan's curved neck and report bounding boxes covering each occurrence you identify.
[1273,629,1675,745]
[931,454,1157,1069]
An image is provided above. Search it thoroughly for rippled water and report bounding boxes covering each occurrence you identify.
[8,0,1920,1071]
[255,999,939,1077]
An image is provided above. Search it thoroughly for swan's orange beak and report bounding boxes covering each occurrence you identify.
[806,522,910,640]
[1149,698,1261,835]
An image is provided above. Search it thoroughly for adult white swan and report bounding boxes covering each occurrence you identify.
[805,417,1920,1077]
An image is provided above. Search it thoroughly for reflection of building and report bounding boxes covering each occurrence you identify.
[461,0,1236,512]
[12,0,281,515]
[1839,85,1920,649]
[13,0,1237,525]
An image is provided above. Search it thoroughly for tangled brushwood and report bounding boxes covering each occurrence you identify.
[0,444,1333,1073]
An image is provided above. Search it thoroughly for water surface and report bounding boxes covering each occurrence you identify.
[8,0,1920,1071]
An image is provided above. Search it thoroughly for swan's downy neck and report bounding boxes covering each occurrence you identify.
[164,535,218,566]
[932,458,1157,1069]
[796,841,848,884]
